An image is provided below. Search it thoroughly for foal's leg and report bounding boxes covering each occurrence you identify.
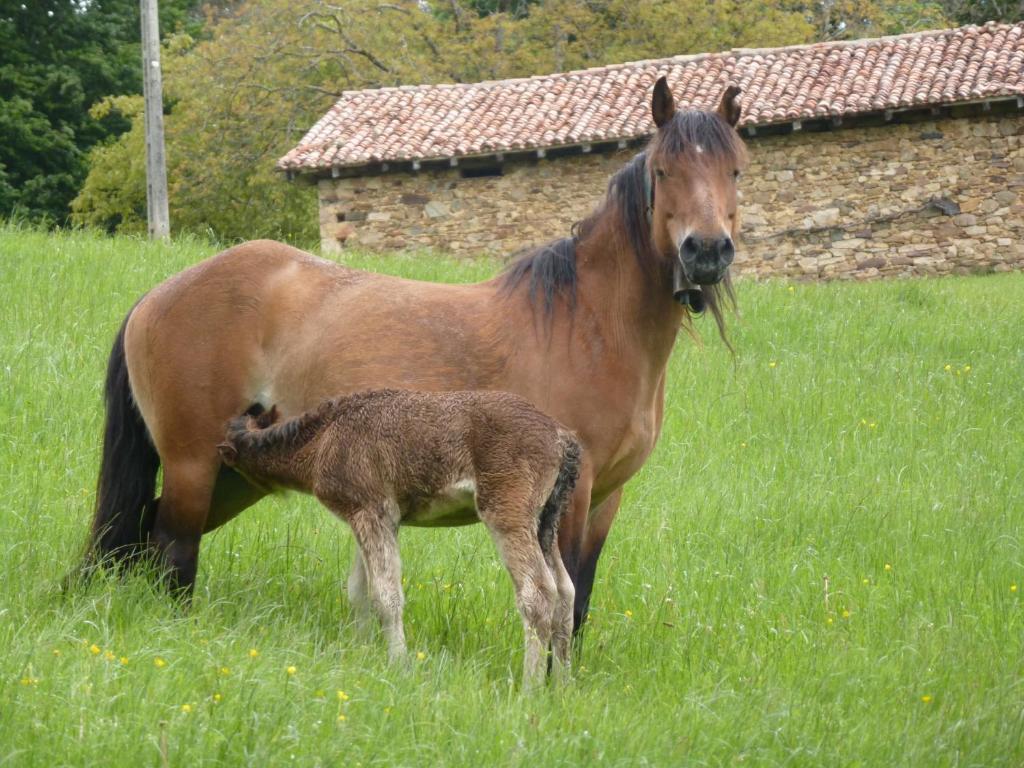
[482,518,557,689]
[346,548,373,638]
[545,546,575,682]
[336,503,406,663]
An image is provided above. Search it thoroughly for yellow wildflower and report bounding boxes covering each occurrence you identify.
[154,657,167,669]
[862,578,869,585]
[921,695,932,704]
[20,677,39,686]
[286,666,297,676]
[104,651,116,662]
[51,649,61,657]
[884,563,892,572]
[219,666,231,676]
[963,365,971,373]
[826,617,833,625]
[337,690,349,702]
[248,648,259,659]
[769,361,777,369]
[788,285,795,293]
[416,651,427,661]
[740,442,747,448]
[1011,584,1018,593]
[944,364,952,372]
[841,610,851,619]
[180,704,192,714]
[120,657,129,666]
[89,644,101,655]
[337,714,347,722]
[624,610,633,618]
[213,693,223,704]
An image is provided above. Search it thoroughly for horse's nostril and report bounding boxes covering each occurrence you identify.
[680,235,698,261]
[719,237,735,265]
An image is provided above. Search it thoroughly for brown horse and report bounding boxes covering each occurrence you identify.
[85,77,746,632]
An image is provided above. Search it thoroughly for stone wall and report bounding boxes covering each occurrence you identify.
[317,111,1024,279]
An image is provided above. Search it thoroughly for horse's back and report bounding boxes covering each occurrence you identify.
[121,239,504,460]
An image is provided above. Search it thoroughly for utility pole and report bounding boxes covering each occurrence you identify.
[140,0,170,239]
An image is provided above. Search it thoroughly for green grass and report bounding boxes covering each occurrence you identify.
[2,224,1022,766]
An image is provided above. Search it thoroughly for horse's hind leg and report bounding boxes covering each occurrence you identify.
[150,457,219,595]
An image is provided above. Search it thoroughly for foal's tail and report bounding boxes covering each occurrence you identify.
[538,430,582,556]
[82,310,160,573]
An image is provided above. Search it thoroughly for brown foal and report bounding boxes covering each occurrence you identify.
[217,390,581,687]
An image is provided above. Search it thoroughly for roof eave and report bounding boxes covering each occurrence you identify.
[280,94,1024,179]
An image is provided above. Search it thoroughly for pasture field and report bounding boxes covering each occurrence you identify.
[1,225,1022,766]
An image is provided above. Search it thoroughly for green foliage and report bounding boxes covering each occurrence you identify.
[70,96,148,234]
[2,226,1023,764]
[69,0,980,241]
[0,0,205,225]
[941,0,1024,24]
[809,0,952,39]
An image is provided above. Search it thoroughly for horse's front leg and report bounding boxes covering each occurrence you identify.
[562,487,623,634]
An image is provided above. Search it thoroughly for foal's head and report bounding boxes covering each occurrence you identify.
[647,77,747,287]
[217,404,280,466]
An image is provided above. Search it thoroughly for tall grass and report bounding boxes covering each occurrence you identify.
[1,225,1022,766]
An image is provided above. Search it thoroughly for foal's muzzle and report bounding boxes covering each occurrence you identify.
[679,234,735,286]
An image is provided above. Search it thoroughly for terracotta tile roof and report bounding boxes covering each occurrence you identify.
[279,21,1024,173]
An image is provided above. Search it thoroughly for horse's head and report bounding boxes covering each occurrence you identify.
[647,77,746,289]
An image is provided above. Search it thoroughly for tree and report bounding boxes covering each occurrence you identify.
[0,0,207,224]
[940,0,1023,24]
[72,0,969,242]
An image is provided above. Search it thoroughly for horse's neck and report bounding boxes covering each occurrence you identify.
[573,233,683,376]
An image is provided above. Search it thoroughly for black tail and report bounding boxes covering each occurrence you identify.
[538,431,582,555]
[85,311,160,569]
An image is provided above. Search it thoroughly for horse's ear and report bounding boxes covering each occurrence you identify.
[217,442,238,465]
[717,85,742,128]
[652,76,676,128]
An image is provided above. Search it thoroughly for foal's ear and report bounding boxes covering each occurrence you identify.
[652,76,676,128]
[717,85,742,128]
[254,404,280,429]
[217,442,238,465]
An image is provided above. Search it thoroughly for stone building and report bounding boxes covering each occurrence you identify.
[278,22,1024,280]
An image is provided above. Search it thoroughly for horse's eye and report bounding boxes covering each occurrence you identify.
[733,169,742,180]
[655,168,666,179]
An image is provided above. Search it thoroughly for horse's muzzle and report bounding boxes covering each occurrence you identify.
[679,234,734,286]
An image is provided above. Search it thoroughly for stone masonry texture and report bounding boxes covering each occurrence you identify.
[317,112,1024,280]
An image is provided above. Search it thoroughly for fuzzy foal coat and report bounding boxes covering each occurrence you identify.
[217,389,581,685]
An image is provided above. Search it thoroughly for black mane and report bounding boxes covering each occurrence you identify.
[498,152,651,315]
[499,107,744,328]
